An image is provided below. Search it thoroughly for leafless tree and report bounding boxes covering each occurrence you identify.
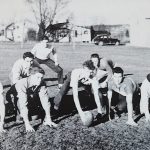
[26,0,69,40]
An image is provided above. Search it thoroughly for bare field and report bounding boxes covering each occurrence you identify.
[0,42,150,150]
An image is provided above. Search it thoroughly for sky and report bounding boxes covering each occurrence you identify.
[0,0,150,25]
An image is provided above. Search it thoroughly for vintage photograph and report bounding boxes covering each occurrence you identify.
[0,0,150,149]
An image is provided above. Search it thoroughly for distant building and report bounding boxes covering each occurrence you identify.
[0,24,7,41]
[46,22,91,43]
[0,20,37,42]
[130,17,150,47]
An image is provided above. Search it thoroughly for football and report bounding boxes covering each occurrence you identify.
[81,111,94,127]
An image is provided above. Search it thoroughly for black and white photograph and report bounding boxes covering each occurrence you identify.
[0,0,150,149]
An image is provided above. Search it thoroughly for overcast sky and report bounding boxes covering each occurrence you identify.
[0,0,150,25]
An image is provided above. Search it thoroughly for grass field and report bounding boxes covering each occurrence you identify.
[0,42,150,150]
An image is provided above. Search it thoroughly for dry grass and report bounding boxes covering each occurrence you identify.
[0,42,150,150]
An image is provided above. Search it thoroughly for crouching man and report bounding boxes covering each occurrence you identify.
[90,53,115,88]
[10,67,57,132]
[107,67,139,126]
[0,82,5,133]
[54,60,105,123]
[140,74,150,122]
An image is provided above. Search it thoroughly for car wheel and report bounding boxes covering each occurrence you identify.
[115,41,120,46]
[99,41,104,46]
[95,43,99,45]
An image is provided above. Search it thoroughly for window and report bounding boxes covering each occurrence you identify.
[84,30,88,34]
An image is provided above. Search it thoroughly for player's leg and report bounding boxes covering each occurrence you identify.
[43,59,63,85]
[53,72,71,110]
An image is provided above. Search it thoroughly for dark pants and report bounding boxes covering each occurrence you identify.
[33,57,63,84]
[6,85,45,119]
[6,85,18,116]
[53,72,71,109]
[111,90,140,113]
[111,91,127,112]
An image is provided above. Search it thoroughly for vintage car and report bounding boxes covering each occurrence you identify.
[93,34,120,46]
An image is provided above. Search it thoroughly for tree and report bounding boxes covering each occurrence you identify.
[27,28,37,41]
[26,0,69,41]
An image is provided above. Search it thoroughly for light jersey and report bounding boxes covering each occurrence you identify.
[96,69,108,81]
[0,82,3,94]
[31,42,54,60]
[10,59,31,84]
[15,77,48,108]
[108,77,137,96]
[141,78,150,98]
[70,68,92,87]
[99,58,115,70]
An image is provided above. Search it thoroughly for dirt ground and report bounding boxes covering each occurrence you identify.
[0,42,150,150]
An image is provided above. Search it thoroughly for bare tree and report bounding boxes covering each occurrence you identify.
[26,0,69,40]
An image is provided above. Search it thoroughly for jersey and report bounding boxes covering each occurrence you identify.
[108,77,137,96]
[31,42,54,60]
[10,59,31,84]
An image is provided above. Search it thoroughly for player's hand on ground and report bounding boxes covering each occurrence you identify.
[108,115,112,121]
[26,124,35,132]
[0,123,6,133]
[145,115,150,122]
[43,121,57,128]
[126,120,138,126]
[80,113,86,122]
[0,127,6,133]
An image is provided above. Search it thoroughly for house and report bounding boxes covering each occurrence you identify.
[130,17,150,47]
[0,24,7,41]
[46,21,91,43]
[0,20,37,42]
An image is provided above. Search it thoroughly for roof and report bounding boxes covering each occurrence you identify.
[46,22,69,31]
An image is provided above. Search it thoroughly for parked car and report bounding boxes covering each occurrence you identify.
[92,34,120,46]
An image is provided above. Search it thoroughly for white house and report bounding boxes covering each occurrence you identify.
[70,25,91,43]
[48,22,91,43]
[0,20,37,42]
[130,17,150,47]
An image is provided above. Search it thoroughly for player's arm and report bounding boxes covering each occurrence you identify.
[140,84,150,121]
[16,83,35,132]
[39,86,57,127]
[71,71,85,120]
[91,77,103,114]
[52,47,58,66]
[31,47,36,56]
[0,83,5,132]
[107,88,113,120]
[11,63,22,84]
[125,85,138,126]
[101,59,113,83]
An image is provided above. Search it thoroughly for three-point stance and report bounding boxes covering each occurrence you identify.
[107,67,139,126]
[54,60,105,123]
[9,67,57,132]
[140,74,150,122]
